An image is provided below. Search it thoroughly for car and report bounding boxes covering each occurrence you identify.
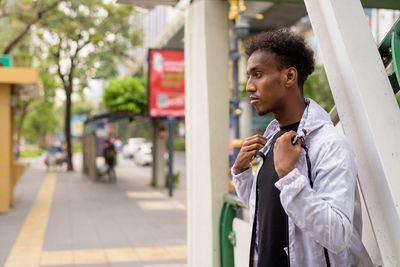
[133,143,153,166]
[44,145,67,169]
[121,138,146,159]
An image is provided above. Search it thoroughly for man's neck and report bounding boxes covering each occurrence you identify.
[274,97,306,127]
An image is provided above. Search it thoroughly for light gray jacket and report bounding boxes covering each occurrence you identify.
[232,98,373,267]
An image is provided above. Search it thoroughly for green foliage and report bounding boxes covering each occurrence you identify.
[20,149,43,158]
[173,139,185,151]
[396,94,400,107]
[0,0,63,57]
[165,171,180,188]
[303,65,335,112]
[103,76,147,114]
[36,0,143,89]
[19,66,61,148]
[22,100,60,147]
[73,142,82,153]
[72,100,93,116]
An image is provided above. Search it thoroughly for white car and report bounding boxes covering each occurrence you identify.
[134,143,153,166]
[122,138,146,159]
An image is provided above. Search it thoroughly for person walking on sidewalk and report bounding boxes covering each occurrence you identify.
[103,139,117,182]
[231,29,373,267]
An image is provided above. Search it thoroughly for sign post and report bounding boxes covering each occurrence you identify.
[148,49,184,196]
[164,117,179,197]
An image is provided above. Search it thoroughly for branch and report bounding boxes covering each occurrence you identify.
[54,39,67,88]
[75,36,91,57]
[2,0,63,54]
[67,36,91,87]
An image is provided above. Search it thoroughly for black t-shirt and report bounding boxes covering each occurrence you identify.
[250,121,300,267]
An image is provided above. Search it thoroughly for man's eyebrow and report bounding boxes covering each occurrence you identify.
[247,66,260,74]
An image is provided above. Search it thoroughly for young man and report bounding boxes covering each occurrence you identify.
[232,29,373,266]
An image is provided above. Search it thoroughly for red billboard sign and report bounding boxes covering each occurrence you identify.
[148,49,185,118]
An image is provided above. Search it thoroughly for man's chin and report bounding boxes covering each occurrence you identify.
[257,110,269,116]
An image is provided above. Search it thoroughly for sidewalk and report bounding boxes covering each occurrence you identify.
[0,154,187,267]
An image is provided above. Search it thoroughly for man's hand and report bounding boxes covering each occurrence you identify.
[233,134,267,174]
[274,131,302,179]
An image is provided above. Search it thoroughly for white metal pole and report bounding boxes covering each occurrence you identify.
[304,0,400,265]
[185,1,229,266]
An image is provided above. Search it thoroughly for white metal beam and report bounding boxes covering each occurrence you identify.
[185,0,229,266]
[304,0,400,265]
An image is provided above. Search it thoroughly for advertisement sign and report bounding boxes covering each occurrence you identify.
[71,115,85,137]
[148,49,185,118]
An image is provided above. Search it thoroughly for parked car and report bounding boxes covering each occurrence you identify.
[133,143,153,166]
[122,138,146,159]
[44,145,67,169]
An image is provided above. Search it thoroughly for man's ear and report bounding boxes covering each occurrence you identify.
[284,67,298,87]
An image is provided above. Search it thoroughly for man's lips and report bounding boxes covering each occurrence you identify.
[250,96,259,104]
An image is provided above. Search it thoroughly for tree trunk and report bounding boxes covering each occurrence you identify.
[65,87,73,171]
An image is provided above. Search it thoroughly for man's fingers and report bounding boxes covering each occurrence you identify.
[243,134,267,147]
[241,142,265,153]
[276,131,298,144]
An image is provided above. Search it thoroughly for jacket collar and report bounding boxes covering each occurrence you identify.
[259,98,332,154]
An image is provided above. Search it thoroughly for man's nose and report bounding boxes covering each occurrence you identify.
[246,79,255,92]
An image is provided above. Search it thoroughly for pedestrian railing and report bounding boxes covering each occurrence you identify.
[379,17,400,96]
[219,193,250,267]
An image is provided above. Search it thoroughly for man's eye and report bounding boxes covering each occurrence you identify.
[255,72,262,78]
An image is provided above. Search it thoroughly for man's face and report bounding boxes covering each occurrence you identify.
[246,50,287,116]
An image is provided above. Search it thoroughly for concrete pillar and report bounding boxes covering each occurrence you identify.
[304,0,400,265]
[185,1,229,266]
[0,84,11,213]
[239,99,253,139]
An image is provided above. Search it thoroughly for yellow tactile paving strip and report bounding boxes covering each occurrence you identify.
[39,245,187,265]
[4,172,57,267]
[4,173,187,266]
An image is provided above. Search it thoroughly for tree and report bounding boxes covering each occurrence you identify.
[303,65,335,112]
[0,0,63,150]
[35,0,143,171]
[17,70,60,149]
[0,0,62,54]
[102,76,147,114]
[22,97,60,148]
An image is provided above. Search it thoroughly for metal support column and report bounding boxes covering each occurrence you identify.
[304,0,400,265]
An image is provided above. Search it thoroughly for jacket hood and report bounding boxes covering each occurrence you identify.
[299,98,333,136]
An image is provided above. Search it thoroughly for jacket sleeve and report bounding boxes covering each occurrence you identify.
[275,138,357,254]
[231,165,255,208]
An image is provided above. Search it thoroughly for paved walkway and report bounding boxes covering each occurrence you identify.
[0,153,187,267]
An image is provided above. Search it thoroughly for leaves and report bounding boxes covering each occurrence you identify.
[103,76,147,114]
[303,65,335,112]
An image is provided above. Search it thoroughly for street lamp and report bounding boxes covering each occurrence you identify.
[230,16,250,161]
[234,17,250,41]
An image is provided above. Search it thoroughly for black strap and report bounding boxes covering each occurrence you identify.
[249,183,259,267]
[324,247,331,267]
[302,142,331,267]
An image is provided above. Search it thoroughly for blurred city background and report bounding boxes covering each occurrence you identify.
[0,0,399,266]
